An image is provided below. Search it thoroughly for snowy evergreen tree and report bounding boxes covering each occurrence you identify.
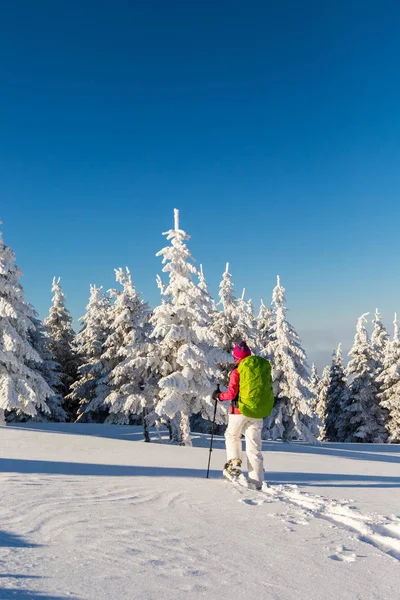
[377,314,400,443]
[315,365,330,437]
[67,285,111,423]
[344,313,387,443]
[309,363,320,411]
[326,344,349,442]
[145,209,230,445]
[27,313,67,421]
[0,221,52,421]
[198,264,217,317]
[77,268,147,423]
[262,276,320,442]
[212,263,242,353]
[257,299,276,360]
[236,289,258,350]
[370,309,390,422]
[371,309,389,368]
[104,271,154,435]
[44,277,79,418]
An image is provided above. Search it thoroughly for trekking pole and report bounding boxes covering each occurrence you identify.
[206,384,220,479]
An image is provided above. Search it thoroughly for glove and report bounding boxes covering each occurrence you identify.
[212,388,220,401]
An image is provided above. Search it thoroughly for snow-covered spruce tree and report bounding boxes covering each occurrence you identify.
[209,263,237,387]
[257,299,276,360]
[370,309,390,423]
[77,268,146,424]
[309,364,320,411]
[377,314,400,443]
[148,209,230,445]
[212,263,242,353]
[27,313,67,421]
[0,221,52,421]
[198,264,217,317]
[371,309,389,368]
[262,276,320,442]
[104,270,154,436]
[344,313,387,443]
[44,277,79,418]
[190,263,227,434]
[314,365,330,438]
[326,344,349,442]
[67,285,111,423]
[236,289,258,350]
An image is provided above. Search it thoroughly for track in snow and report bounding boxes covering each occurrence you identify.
[229,480,400,561]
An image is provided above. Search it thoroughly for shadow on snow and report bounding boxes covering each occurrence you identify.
[1,458,399,488]
[7,424,400,467]
[0,589,81,599]
[0,531,80,599]
[0,531,39,549]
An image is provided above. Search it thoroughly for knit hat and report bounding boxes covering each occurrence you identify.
[233,341,251,360]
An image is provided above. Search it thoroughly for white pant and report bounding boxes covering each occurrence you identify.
[225,414,264,485]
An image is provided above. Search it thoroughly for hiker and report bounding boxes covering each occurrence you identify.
[213,341,274,489]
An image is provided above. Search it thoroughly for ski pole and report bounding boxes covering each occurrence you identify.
[206,384,220,479]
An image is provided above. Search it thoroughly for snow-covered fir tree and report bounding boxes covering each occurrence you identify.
[104,270,154,436]
[198,264,217,317]
[371,309,389,368]
[257,299,276,360]
[344,313,387,443]
[377,314,400,443]
[212,263,242,353]
[370,309,390,416]
[262,276,320,442]
[146,209,230,445]
[27,313,66,421]
[77,268,147,424]
[67,285,111,423]
[309,363,320,411]
[314,365,330,437]
[236,289,258,350]
[0,221,52,421]
[326,344,349,442]
[44,277,79,418]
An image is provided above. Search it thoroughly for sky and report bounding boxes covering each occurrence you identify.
[1,0,400,370]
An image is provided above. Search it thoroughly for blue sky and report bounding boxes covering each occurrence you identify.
[1,0,400,369]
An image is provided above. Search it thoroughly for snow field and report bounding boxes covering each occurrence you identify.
[0,424,399,600]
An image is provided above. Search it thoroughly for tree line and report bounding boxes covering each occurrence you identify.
[0,211,398,443]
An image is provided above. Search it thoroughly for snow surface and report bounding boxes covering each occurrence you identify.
[1,424,399,600]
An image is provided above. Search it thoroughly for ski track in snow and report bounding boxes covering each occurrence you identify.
[230,481,400,561]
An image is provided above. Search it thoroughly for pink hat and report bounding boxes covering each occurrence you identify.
[233,341,251,360]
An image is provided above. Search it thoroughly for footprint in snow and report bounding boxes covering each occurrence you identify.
[329,546,357,563]
[239,497,267,506]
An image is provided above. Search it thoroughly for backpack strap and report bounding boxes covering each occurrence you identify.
[230,367,239,414]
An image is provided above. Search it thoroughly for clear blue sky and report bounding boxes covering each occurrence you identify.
[1,0,400,369]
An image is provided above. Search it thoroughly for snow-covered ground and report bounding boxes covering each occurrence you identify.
[1,424,399,600]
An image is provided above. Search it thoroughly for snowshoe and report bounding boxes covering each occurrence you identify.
[247,480,270,492]
[223,469,249,489]
[223,458,248,487]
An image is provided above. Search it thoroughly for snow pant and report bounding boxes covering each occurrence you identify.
[224,414,264,485]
